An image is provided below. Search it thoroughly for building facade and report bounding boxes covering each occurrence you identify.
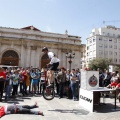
[0,26,84,69]
[86,25,120,67]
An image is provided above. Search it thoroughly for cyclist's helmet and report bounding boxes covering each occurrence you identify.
[42,47,48,52]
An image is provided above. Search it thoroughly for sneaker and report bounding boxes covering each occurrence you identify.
[38,112,44,116]
[73,97,77,101]
[46,84,54,88]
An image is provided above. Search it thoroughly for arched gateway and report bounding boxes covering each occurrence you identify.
[1,50,19,66]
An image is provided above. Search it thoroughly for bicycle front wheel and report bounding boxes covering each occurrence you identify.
[42,88,55,100]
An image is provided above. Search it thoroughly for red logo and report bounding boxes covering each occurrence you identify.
[89,75,98,87]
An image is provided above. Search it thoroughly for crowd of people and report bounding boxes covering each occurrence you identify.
[1,65,120,102]
[98,69,120,100]
[0,66,81,102]
[1,65,120,118]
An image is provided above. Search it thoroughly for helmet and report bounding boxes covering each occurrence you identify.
[42,47,48,52]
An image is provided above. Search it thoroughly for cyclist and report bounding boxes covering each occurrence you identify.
[42,47,60,87]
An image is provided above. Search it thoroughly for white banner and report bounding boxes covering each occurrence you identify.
[79,88,94,112]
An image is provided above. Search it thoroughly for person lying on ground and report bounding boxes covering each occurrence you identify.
[0,102,44,118]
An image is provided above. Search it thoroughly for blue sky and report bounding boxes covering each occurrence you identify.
[0,0,120,44]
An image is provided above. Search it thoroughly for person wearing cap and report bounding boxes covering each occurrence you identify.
[42,47,60,87]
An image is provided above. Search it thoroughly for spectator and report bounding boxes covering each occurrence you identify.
[75,68,81,99]
[26,70,30,93]
[31,69,39,94]
[12,70,20,97]
[22,69,28,95]
[56,67,66,99]
[103,70,112,87]
[66,69,72,99]
[70,69,78,101]
[5,71,13,101]
[0,67,6,101]
[98,69,105,87]
[110,72,117,82]
[106,77,119,89]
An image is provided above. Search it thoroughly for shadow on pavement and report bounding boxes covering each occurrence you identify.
[48,109,89,115]
[2,98,24,104]
[94,103,120,113]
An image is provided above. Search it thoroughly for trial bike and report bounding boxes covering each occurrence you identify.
[41,68,56,100]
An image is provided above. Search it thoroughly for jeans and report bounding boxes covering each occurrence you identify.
[59,82,65,98]
[12,85,18,96]
[70,82,77,99]
[5,85,12,100]
[0,81,4,99]
[20,82,27,95]
[7,104,39,114]
[17,105,39,114]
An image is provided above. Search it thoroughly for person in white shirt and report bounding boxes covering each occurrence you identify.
[42,47,60,87]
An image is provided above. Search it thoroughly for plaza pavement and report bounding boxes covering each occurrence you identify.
[1,94,120,120]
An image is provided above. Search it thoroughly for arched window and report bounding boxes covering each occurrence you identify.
[2,50,19,58]
[1,50,19,66]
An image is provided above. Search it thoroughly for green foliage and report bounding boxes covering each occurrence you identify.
[88,58,111,71]
[114,66,120,71]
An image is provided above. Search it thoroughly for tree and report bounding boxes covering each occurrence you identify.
[88,58,111,71]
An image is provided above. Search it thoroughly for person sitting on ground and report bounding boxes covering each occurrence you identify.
[0,102,44,118]
[42,47,60,87]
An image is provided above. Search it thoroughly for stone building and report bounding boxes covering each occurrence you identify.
[0,26,85,69]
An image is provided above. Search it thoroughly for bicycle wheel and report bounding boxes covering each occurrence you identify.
[42,88,55,100]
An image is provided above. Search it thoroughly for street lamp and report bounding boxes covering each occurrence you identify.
[66,52,75,71]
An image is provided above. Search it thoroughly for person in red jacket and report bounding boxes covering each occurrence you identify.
[106,77,119,89]
[0,67,6,101]
[0,102,44,118]
[22,69,28,95]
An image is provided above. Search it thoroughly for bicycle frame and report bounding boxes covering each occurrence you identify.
[42,69,55,100]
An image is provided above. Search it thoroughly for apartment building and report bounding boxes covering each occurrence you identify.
[86,25,120,67]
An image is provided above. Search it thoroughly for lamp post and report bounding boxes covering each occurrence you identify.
[66,52,75,71]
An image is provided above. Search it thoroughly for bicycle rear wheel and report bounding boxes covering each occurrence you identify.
[42,88,55,100]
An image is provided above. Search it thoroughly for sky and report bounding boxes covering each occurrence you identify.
[0,0,120,44]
